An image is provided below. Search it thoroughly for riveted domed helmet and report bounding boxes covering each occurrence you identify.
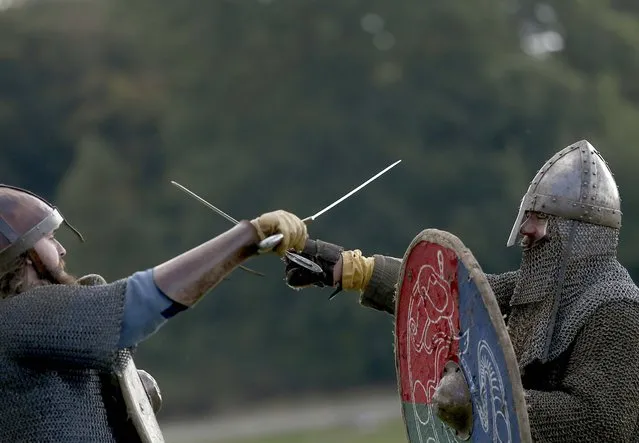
[507,140,622,247]
[0,185,84,267]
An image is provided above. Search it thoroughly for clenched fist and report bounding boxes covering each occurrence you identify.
[250,210,308,256]
[284,238,343,289]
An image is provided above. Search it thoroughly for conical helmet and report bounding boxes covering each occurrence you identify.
[0,185,83,266]
[507,140,621,247]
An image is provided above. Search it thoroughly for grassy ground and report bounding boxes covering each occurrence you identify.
[162,390,404,443]
[211,418,406,443]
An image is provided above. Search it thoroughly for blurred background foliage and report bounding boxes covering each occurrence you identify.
[2,0,639,422]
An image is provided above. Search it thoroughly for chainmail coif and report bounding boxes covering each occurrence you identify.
[504,216,639,367]
[486,216,639,442]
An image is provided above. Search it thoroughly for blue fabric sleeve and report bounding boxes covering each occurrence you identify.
[118,269,187,348]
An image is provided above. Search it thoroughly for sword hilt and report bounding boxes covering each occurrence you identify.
[257,215,312,253]
[258,235,323,274]
[257,233,285,253]
[257,217,323,274]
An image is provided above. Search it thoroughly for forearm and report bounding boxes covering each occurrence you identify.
[153,221,259,307]
[336,256,514,317]
[289,239,401,315]
[332,252,401,315]
[151,209,307,307]
[358,255,402,315]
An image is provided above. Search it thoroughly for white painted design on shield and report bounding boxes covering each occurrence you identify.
[407,250,460,443]
[477,340,512,443]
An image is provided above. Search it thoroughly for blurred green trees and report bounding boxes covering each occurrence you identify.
[3,0,639,419]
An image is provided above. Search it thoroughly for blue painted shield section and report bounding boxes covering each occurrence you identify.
[456,260,520,443]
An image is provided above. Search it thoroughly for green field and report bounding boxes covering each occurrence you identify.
[213,418,406,443]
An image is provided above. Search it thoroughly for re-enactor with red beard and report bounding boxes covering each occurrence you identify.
[283,140,639,442]
[0,184,308,442]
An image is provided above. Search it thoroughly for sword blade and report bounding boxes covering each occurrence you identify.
[170,180,264,277]
[257,159,401,253]
[171,181,240,225]
[306,159,402,222]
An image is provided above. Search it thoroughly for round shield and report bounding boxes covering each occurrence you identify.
[395,229,531,443]
[117,354,165,443]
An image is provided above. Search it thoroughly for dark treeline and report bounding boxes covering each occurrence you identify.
[2,0,638,420]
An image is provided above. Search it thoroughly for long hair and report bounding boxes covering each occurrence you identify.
[0,253,28,299]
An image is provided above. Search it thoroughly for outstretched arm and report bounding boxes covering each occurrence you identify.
[332,253,402,315]
[0,210,308,366]
[124,210,308,346]
[285,238,402,315]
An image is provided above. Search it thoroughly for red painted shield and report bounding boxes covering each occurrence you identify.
[395,229,531,443]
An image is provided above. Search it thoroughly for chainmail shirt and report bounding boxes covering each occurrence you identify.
[0,278,142,442]
[359,219,639,442]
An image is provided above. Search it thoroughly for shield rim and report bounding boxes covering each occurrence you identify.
[117,357,165,443]
[394,228,532,443]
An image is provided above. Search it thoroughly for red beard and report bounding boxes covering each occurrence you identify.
[49,259,78,285]
[34,258,78,286]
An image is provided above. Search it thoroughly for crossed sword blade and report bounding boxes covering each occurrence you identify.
[170,159,401,274]
[167,185,264,277]
[169,181,320,274]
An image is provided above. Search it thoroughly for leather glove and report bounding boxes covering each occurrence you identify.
[284,239,375,297]
[284,238,344,290]
[250,210,308,256]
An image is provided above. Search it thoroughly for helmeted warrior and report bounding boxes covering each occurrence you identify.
[284,140,639,442]
[0,184,308,442]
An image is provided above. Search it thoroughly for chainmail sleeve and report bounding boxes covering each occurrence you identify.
[526,300,639,442]
[485,270,519,316]
[359,255,402,315]
[358,259,518,317]
[0,279,128,371]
